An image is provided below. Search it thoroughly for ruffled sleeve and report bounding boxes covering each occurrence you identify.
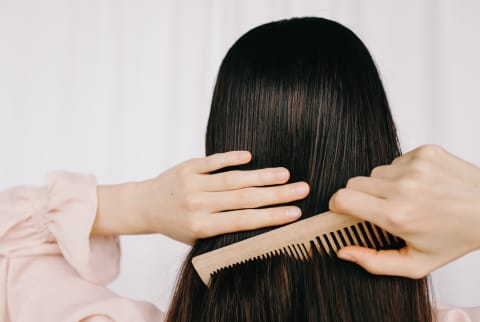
[0,171,164,322]
[43,171,120,284]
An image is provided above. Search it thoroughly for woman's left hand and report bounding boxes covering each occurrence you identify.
[92,151,309,245]
[330,145,480,278]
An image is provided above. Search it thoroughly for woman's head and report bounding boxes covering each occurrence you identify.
[206,16,400,220]
[166,17,433,322]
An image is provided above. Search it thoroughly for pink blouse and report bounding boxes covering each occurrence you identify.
[0,171,478,322]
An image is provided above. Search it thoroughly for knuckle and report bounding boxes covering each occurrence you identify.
[409,159,428,174]
[385,212,400,227]
[229,217,244,231]
[206,153,219,161]
[221,171,237,188]
[267,208,283,223]
[189,157,201,164]
[270,208,282,220]
[179,160,194,176]
[204,158,217,171]
[331,188,350,211]
[346,176,367,189]
[268,189,283,205]
[385,205,410,229]
[416,144,444,160]
[184,194,205,211]
[189,219,208,237]
[256,169,268,183]
[237,189,255,206]
[346,177,358,188]
[370,165,389,178]
[370,166,381,177]
[177,168,187,180]
[396,178,417,194]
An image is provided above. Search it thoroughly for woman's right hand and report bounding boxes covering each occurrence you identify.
[93,151,310,245]
[329,145,480,278]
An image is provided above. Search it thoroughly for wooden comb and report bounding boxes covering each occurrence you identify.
[192,211,404,286]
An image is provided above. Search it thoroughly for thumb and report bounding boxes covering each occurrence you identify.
[337,246,428,279]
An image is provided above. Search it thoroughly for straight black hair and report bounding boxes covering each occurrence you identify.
[166,17,435,322]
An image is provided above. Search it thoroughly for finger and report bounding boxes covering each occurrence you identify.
[391,148,421,165]
[370,164,405,179]
[337,246,427,278]
[192,151,252,173]
[202,182,310,212]
[346,176,390,198]
[328,189,390,229]
[201,206,302,236]
[203,167,290,191]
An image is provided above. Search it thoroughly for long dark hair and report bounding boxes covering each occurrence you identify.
[166,17,434,322]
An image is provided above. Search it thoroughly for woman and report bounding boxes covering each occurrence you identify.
[166,17,431,322]
[1,17,479,322]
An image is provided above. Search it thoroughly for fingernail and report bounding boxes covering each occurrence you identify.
[293,183,309,196]
[338,251,356,262]
[275,169,289,181]
[286,207,301,219]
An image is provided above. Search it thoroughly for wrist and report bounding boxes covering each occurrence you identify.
[476,187,480,251]
[92,181,153,236]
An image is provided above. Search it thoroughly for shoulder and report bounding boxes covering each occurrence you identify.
[436,303,480,322]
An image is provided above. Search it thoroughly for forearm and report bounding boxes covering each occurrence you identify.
[91,182,154,236]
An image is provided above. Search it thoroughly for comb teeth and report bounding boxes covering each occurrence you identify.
[192,212,405,286]
[209,222,403,277]
[310,222,404,257]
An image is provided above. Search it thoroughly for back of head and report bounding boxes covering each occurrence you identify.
[166,17,434,322]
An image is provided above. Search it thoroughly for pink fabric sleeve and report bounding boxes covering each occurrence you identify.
[437,304,480,322]
[0,171,164,322]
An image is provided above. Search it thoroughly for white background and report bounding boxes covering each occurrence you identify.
[1,0,479,312]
